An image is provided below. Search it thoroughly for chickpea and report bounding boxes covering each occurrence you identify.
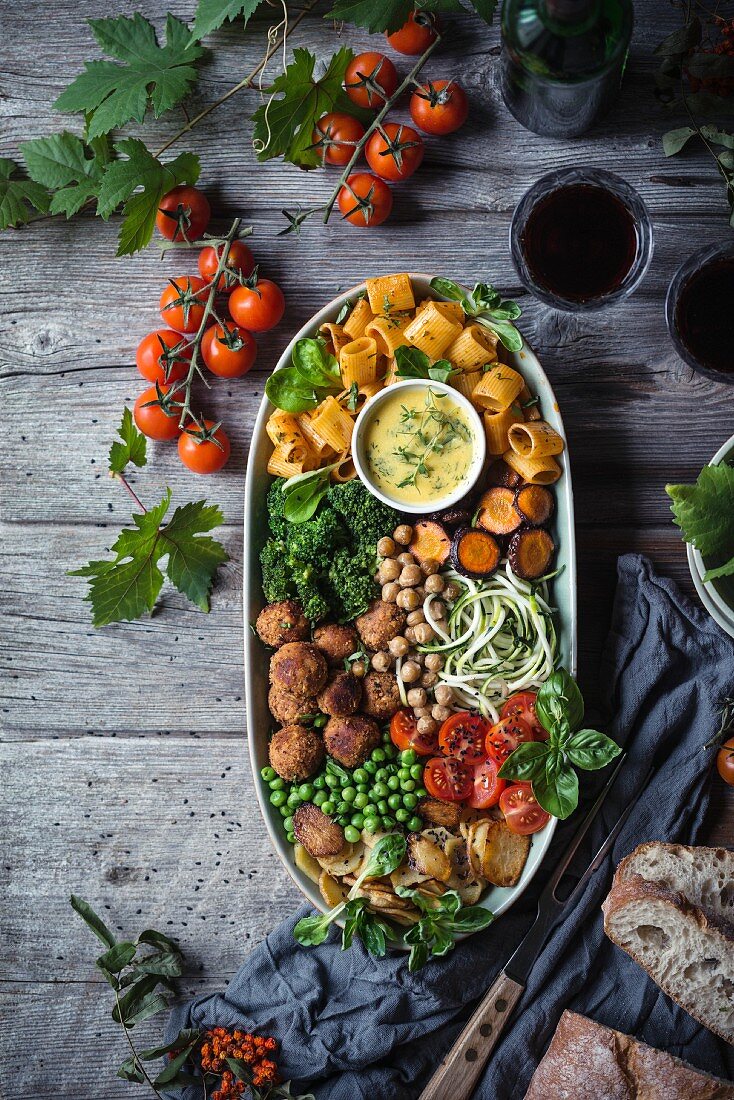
[397,588,421,611]
[424,573,445,594]
[351,659,367,678]
[434,684,454,707]
[414,586,426,601]
[414,706,431,719]
[388,635,410,658]
[421,670,439,689]
[372,650,392,672]
[382,582,400,603]
[399,564,423,588]
[404,626,417,644]
[420,558,440,576]
[444,581,461,602]
[397,551,416,567]
[407,687,427,708]
[379,557,401,583]
[429,600,446,620]
[400,660,421,684]
[407,609,426,627]
[417,715,438,737]
[393,524,413,545]
[424,653,444,672]
[413,622,435,645]
[433,619,448,637]
[432,704,452,722]
[377,536,396,558]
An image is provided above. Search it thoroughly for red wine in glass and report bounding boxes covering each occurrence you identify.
[674,258,734,377]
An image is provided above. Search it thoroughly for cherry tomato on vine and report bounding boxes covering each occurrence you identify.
[468,758,506,810]
[717,737,734,786]
[155,185,211,242]
[229,278,285,333]
[337,173,393,227]
[178,419,231,474]
[201,323,257,378]
[366,122,424,182]
[390,707,439,755]
[500,690,546,740]
[135,329,192,385]
[438,712,489,766]
[410,79,469,135]
[344,52,398,110]
[198,239,255,293]
[500,783,551,835]
[423,757,473,802]
[313,112,366,167]
[133,384,182,441]
[159,276,208,334]
[486,715,534,765]
[387,10,440,55]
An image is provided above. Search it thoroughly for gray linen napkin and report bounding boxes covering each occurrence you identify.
[166,555,734,1099]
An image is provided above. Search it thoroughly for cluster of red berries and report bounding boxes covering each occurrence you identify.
[198,1026,280,1098]
[313,11,468,227]
[686,17,734,97]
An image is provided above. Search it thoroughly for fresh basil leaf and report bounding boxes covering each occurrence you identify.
[282,467,335,523]
[70,895,116,949]
[533,758,579,819]
[394,345,433,378]
[293,914,331,946]
[265,367,318,414]
[498,739,550,782]
[535,668,584,735]
[451,906,494,933]
[427,360,457,384]
[292,337,341,388]
[566,728,622,772]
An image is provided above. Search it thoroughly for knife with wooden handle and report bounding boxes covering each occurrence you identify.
[419,753,644,1100]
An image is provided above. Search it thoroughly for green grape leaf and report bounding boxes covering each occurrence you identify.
[108,407,148,475]
[20,132,112,218]
[666,463,734,561]
[54,13,204,140]
[0,158,50,229]
[159,500,229,612]
[192,0,265,40]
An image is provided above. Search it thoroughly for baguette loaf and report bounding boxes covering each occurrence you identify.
[603,844,734,1043]
[524,1010,734,1099]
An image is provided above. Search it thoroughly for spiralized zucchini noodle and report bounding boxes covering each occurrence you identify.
[415,561,557,721]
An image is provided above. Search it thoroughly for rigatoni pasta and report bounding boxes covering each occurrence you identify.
[507,420,564,458]
[483,406,523,456]
[503,449,561,485]
[403,301,463,358]
[308,396,355,452]
[365,273,415,315]
[339,336,379,387]
[471,364,524,412]
[365,314,411,356]
[343,297,374,339]
[446,324,498,371]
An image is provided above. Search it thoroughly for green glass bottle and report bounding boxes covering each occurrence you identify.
[500,0,633,137]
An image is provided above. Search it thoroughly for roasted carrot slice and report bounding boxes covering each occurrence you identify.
[476,487,523,537]
[515,484,554,527]
[409,520,451,569]
[507,528,555,580]
[486,459,521,489]
[450,526,501,579]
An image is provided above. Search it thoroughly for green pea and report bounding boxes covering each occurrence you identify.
[372,782,389,799]
[342,786,357,803]
[321,800,335,815]
[261,766,276,782]
[344,825,361,844]
[402,779,416,792]
[286,831,296,845]
[381,815,396,831]
[353,768,369,785]
[386,775,399,791]
[313,790,327,807]
[410,763,424,780]
[283,816,294,832]
[375,767,389,782]
[395,808,410,823]
[408,815,423,832]
[363,816,379,834]
[280,804,291,817]
[403,792,418,809]
[351,812,365,829]
[400,749,417,765]
[397,767,411,781]
[356,783,368,794]
[313,775,326,790]
[270,790,287,807]
[287,792,302,807]
[336,800,349,814]
[363,759,377,775]
[382,728,392,743]
[353,792,369,809]
[376,799,389,815]
[415,787,428,799]
[383,743,397,759]
[325,774,340,789]
[371,747,386,763]
[337,814,350,826]
[339,773,352,788]
[269,776,285,790]
[298,783,314,801]
[388,793,401,810]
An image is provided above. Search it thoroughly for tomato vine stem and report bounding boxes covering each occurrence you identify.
[112,471,148,513]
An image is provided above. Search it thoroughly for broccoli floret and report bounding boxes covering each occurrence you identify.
[286,507,346,562]
[328,480,399,550]
[260,539,293,603]
[295,574,330,622]
[267,479,289,540]
[327,545,378,622]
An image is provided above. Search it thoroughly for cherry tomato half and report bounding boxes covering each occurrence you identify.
[438,712,489,766]
[159,276,208,334]
[178,419,231,474]
[366,123,424,182]
[198,239,255,293]
[501,690,546,740]
[467,758,506,810]
[387,10,440,55]
[717,736,734,787]
[156,185,210,242]
[201,323,257,378]
[135,329,192,385]
[344,52,398,110]
[500,783,551,835]
[338,173,393,227]
[410,79,469,135]
[133,384,181,441]
[486,715,534,765]
[313,111,366,167]
[229,278,285,333]
[390,707,439,756]
[423,756,473,802]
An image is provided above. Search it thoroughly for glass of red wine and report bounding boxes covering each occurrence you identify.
[510,167,653,311]
[666,243,734,385]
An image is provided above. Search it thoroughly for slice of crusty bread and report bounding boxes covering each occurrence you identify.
[524,1010,734,1099]
[603,844,734,1043]
[615,842,734,924]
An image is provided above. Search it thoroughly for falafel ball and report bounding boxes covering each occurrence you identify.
[312,622,360,666]
[269,642,327,698]
[360,671,402,721]
[256,599,310,648]
[317,672,362,717]
[323,714,380,769]
[355,599,407,652]
[268,686,318,725]
[268,723,324,782]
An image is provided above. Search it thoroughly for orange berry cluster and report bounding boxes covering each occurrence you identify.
[686,17,734,97]
[199,1026,279,1099]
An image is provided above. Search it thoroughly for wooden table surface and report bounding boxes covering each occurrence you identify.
[1,1,733,1095]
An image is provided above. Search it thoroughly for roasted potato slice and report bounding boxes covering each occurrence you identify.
[294,842,323,885]
[382,907,421,925]
[467,820,491,879]
[481,820,531,887]
[317,840,365,877]
[390,863,429,891]
[319,870,350,908]
[407,834,452,882]
[293,803,345,858]
[457,881,484,906]
[418,798,462,829]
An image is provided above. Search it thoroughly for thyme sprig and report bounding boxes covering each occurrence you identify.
[393,389,469,489]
